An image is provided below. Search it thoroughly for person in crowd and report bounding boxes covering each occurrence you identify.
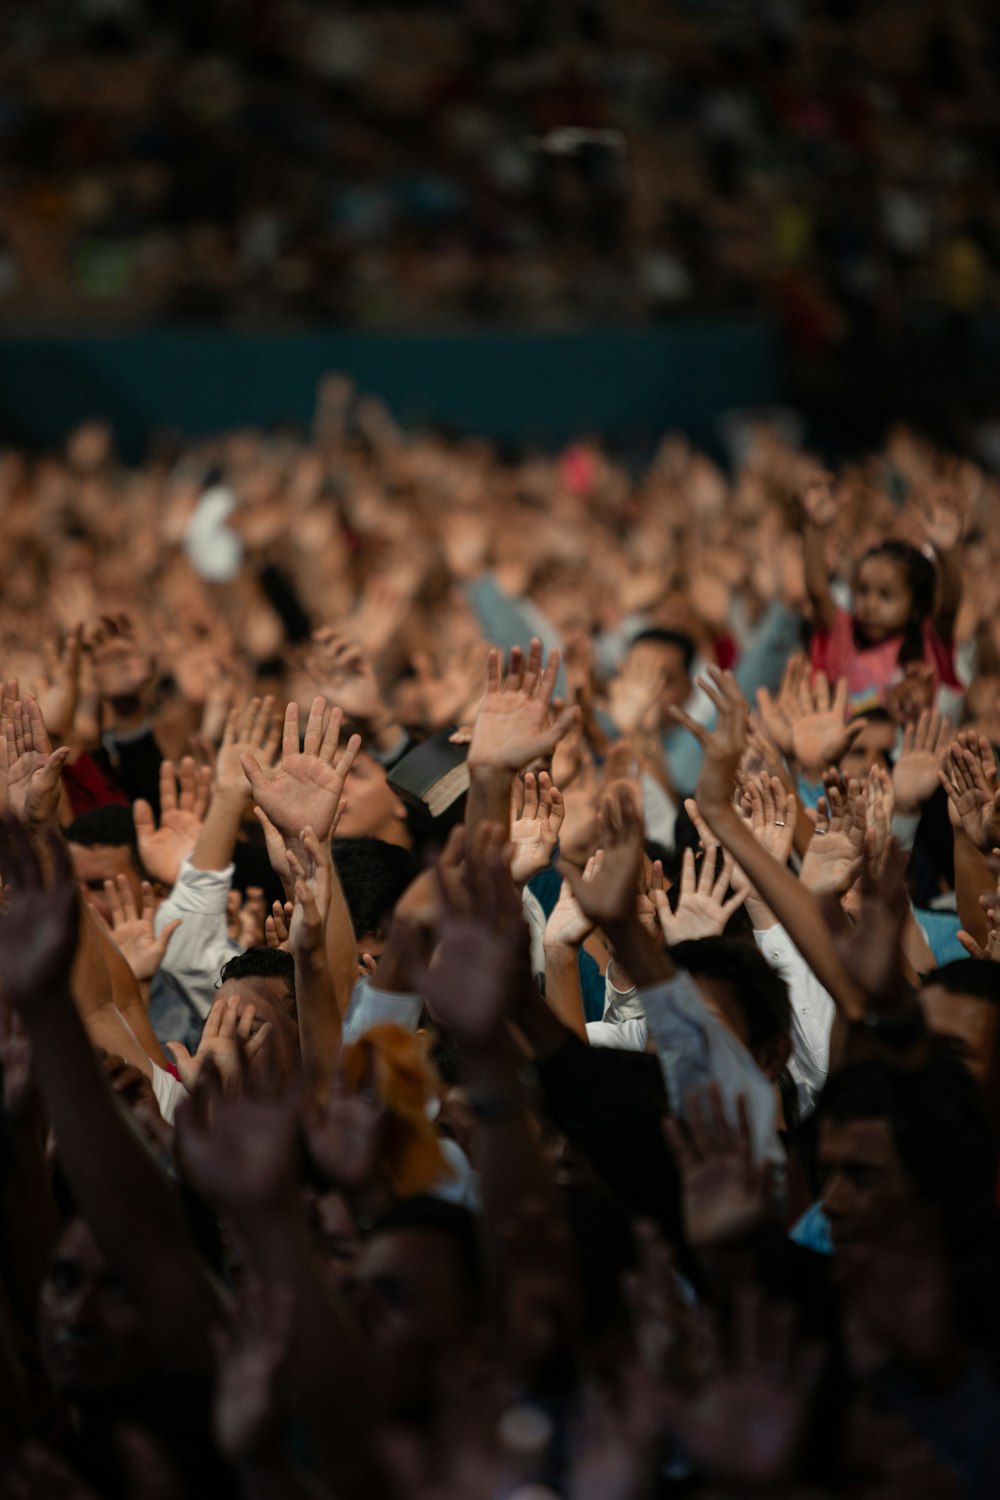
[5,381,1000,1497]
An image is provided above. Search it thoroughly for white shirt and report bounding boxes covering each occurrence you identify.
[752,925,834,1117]
[641,969,785,1170]
[154,859,241,1019]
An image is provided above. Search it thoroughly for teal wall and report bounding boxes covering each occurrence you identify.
[0,321,778,458]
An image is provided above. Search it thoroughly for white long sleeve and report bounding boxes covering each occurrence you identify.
[753,924,834,1117]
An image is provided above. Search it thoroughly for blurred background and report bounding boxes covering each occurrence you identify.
[1,0,999,458]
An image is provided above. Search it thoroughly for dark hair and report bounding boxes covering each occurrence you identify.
[818,1055,999,1252]
[854,541,937,661]
[368,1197,484,1313]
[65,805,144,874]
[629,628,696,675]
[218,946,296,1019]
[924,960,1000,1007]
[332,838,419,941]
[670,936,791,1046]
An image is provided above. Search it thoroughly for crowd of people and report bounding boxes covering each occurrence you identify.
[1,0,999,346]
[3,377,1000,1496]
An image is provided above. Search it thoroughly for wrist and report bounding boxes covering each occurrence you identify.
[544,939,579,959]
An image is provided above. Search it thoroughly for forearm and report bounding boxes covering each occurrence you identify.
[460,1027,560,1226]
[705,803,865,1020]
[93,916,167,1063]
[293,947,341,1100]
[191,789,246,872]
[954,829,994,947]
[932,547,963,639]
[602,915,675,989]
[23,988,217,1369]
[465,766,511,839]
[803,524,836,630]
[542,945,588,1039]
[323,854,359,1016]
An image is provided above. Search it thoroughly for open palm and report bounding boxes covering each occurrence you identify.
[241,697,360,841]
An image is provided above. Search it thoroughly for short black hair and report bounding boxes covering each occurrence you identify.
[629,628,696,675]
[218,946,296,1019]
[671,936,791,1047]
[818,1054,1000,1304]
[923,960,1000,1007]
[368,1196,484,1314]
[332,838,419,941]
[65,805,143,873]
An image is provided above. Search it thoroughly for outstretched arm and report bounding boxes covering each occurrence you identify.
[0,819,220,1374]
[671,671,866,1022]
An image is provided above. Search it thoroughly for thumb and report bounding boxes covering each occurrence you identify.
[541,703,580,752]
[165,1041,195,1088]
[133,798,155,838]
[240,753,264,790]
[154,919,182,959]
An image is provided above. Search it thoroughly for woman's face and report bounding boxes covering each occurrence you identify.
[853,556,914,641]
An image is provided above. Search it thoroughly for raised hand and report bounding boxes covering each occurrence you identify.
[0,817,79,1010]
[892,708,953,815]
[133,757,212,886]
[305,630,387,727]
[733,774,797,878]
[212,1274,294,1462]
[828,837,911,1011]
[653,844,746,945]
[671,667,748,821]
[286,826,333,958]
[214,695,282,804]
[5,697,70,828]
[788,672,864,776]
[659,1285,824,1485]
[265,898,294,950]
[101,874,181,981]
[664,1084,773,1251]
[559,783,644,931]
[959,886,1000,962]
[864,764,895,878]
[509,770,565,885]
[167,992,273,1096]
[938,733,1000,850]
[305,1053,387,1193]
[175,1054,298,1211]
[799,773,865,897]
[34,625,83,742]
[467,638,578,774]
[544,856,599,949]
[241,696,360,842]
[755,652,808,758]
[918,482,965,553]
[412,824,530,1048]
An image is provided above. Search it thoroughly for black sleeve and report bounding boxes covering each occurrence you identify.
[536,1035,685,1246]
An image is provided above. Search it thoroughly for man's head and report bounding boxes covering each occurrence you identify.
[333,838,419,959]
[66,805,147,923]
[347,1197,485,1419]
[626,628,695,717]
[920,959,1000,1085]
[817,1055,998,1263]
[39,1218,152,1399]
[216,946,298,1082]
[337,751,411,847]
[671,937,793,1080]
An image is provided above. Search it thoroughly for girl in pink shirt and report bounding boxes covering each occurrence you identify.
[802,467,962,715]
[809,540,960,715]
